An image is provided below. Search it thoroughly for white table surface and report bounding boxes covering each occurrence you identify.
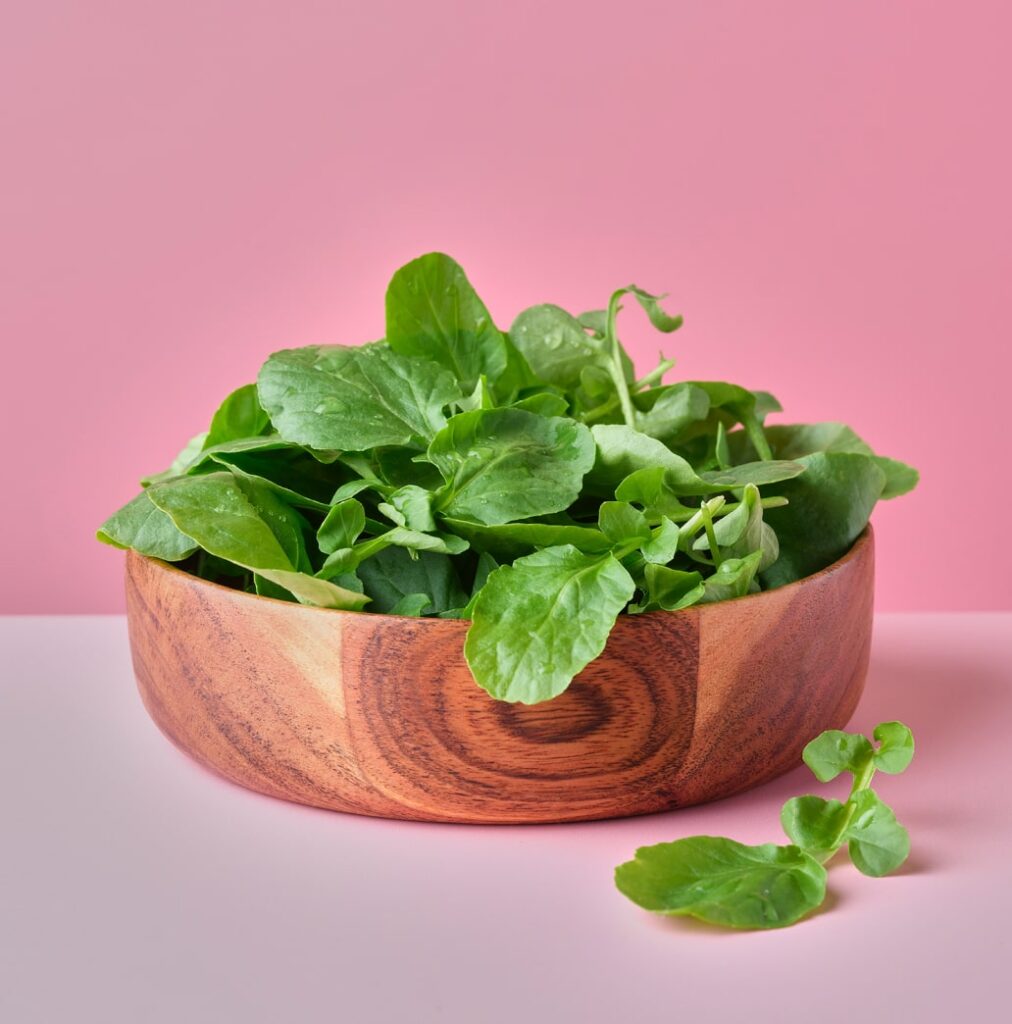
[2,614,1010,1024]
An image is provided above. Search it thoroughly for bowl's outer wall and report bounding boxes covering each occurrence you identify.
[125,530,874,824]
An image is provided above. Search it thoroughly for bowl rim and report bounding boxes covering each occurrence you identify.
[128,525,873,627]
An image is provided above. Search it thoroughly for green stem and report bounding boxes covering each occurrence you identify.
[700,502,722,567]
[812,757,878,865]
[606,290,637,427]
[582,362,677,426]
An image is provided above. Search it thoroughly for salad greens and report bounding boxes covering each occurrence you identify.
[98,252,918,704]
[615,722,915,929]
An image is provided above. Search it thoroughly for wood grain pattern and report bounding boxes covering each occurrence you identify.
[125,528,874,823]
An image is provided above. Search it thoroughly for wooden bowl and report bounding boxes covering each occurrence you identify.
[125,528,874,824]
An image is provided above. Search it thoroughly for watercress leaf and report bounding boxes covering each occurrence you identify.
[872,456,920,500]
[614,467,697,520]
[598,501,651,546]
[640,517,682,565]
[510,392,570,417]
[638,563,704,611]
[752,390,783,419]
[255,568,370,610]
[587,425,718,494]
[627,286,684,333]
[465,545,636,703]
[146,472,294,572]
[318,527,469,578]
[780,796,848,856]
[577,309,607,336]
[205,383,271,448]
[761,422,874,459]
[317,499,367,554]
[442,518,612,560]
[495,333,542,399]
[258,344,460,451]
[635,383,711,445]
[96,491,198,561]
[357,547,467,615]
[331,479,378,502]
[873,721,915,774]
[388,593,432,617]
[385,252,508,392]
[760,452,886,588]
[509,304,608,389]
[211,460,331,513]
[456,375,496,413]
[699,460,806,488]
[699,551,762,603]
[387,485,437,532]
[179,435,342,484]
[802,729,874,782]
[614,837,826,930]
[428,408,595,526]
[845,789,911,877]
[253,572,297,602]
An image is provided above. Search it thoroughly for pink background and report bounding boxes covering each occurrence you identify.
[2,1,1007,614]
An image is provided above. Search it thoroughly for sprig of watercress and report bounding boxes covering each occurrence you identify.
[615,722,915,929]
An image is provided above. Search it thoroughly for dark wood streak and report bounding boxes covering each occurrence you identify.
[125,528,874,824]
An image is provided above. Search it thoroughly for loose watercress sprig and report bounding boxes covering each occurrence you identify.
[98,252,918,704]
[615,722,914,929]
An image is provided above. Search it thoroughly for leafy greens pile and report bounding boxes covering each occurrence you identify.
[98,252,917,704]
[616,721,915,929]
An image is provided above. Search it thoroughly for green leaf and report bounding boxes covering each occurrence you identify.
[699,460,806,488]
[317,499,366,554]
[442,518,612,560]
[577,309,607,336]
[147,472,295,572]
[873,721,915,774]
[465,545,635,703]
[357,547,467,615]
[389,593,432,617]
[802,729,874,782]
[760,452,887,588]
[258,344,460,451]
[845,790,911,877]
[614,466,697,520]
[598,501,651,546]
[746,423,918,501]
[615,837,827,930]
[428,408,594,526]
[510,392,570,417]
[635,383,710,445]
[640,518,682,565]
[587,425,717,494]
[385,252,508,392]
[699,551,762,603]
[509,304,607,390]
[385,485,436,532]
[872,456,920,500]
[634,563,704,612]
[318,526,469,579]
[627,287,684,333]
[205,383,271,448]
[780,796,848,856]
[256,568,370,610]
[96,491,198,561]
